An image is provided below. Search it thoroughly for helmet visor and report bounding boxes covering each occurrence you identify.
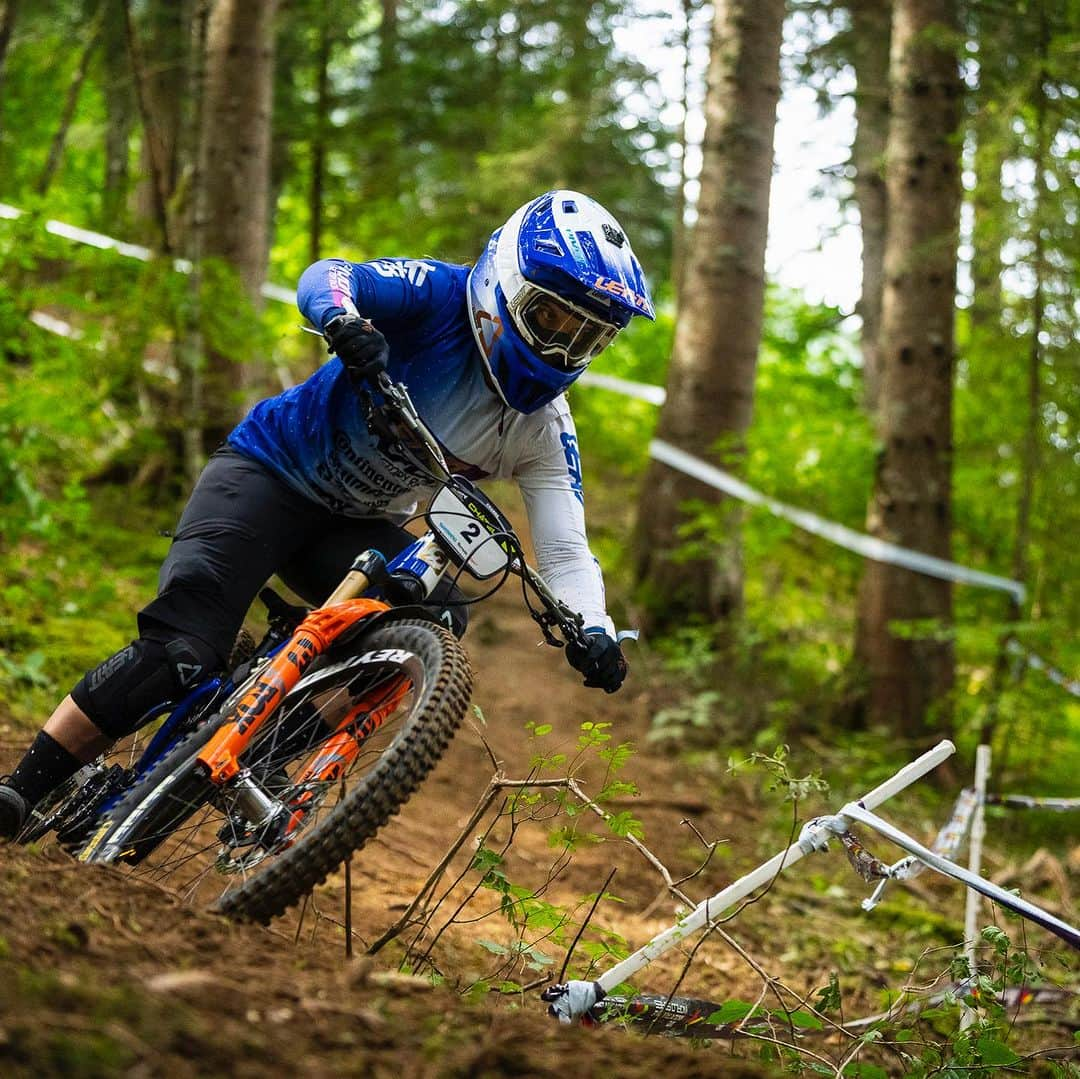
[508,285,620,369]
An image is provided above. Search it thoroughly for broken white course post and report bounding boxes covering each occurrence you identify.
[960,744,991,1031]
[543,740,957,1023]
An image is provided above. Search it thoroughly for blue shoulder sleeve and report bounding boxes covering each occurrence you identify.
[297,258,456,330]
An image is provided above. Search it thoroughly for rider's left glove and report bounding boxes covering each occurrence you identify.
[325,313,389,390]
[565,630,627,694]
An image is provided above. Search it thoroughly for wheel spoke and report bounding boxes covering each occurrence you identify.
[84,622,468,922]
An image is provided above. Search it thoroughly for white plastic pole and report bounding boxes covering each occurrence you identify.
[842,802,1080,951]
[960,744,991,1030]
[595,740,956,993]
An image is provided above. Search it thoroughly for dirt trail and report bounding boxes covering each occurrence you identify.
[0,587,784,1077]
[2,586,1075,1076]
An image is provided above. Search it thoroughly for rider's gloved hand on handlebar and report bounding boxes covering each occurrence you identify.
[325,313,389,390]
[565,630,627,694]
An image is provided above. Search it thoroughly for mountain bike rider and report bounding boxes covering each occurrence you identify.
[0,189,656,839]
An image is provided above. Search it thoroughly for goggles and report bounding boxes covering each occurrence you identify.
[506,283,620,369]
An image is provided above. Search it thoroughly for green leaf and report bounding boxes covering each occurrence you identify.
[980,925,1010,954]
[786,1009,824,1030]
[706,999,756,1025]
[842,1064,888,1079]
[604,810,645,839]
[476,940,509,956]
[977,1038,1021,1067]
[815,971,842,1013]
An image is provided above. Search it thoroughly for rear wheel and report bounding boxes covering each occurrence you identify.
[79,619,472,923]
[20,629,257,849]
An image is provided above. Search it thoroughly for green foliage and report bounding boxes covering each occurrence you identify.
[269,0,675,283]
[444,718,639,991]
[728,744,829,804]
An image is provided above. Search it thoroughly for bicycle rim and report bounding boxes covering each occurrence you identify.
[83,620,471,922]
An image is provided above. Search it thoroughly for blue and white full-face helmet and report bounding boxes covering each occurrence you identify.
[466,190,655,414]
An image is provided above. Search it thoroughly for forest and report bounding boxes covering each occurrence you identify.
[0,0,1077,1076]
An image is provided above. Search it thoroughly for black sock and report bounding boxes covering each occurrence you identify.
[7,731,85,807]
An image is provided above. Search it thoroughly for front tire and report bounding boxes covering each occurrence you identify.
[80,619,472,923]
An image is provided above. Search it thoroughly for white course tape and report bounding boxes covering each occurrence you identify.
[578,370,667,406]
[0,202,294,305]
[1006,640,1080,699]
[30,310,82,338]
[650,438,1027,603]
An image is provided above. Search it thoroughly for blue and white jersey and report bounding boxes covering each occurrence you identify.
[228,257,612,634]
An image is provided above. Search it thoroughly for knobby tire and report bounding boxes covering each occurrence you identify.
[80,620,472,924]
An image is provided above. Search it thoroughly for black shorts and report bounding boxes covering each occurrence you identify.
[137,447,466,661]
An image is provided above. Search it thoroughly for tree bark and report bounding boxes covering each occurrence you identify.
[128,0,189,246]
[177,0,211,488]
[634,0,785,633]
[308,10,331,266]
[196,0,277,451]
[849,0,891,413]
[101,0,135,228]
[854,0,963,736]
[35,7,103,196]
[0,0,19,142]
[968,129,1005,334]
[671,0,698,303]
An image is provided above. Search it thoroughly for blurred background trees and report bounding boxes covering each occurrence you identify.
[0,0,1076,781]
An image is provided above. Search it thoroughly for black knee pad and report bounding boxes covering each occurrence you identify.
[70,635,219,739]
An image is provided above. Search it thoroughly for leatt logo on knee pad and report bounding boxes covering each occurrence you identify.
[88,645,137,691]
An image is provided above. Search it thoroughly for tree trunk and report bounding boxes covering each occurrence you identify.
[968,130,1005,334]
[196,0,277,452]
[35,7,103,196]
[176,0,211,488]
[101,0,135,228]
[0,0,19,143]
[854,0,963,737]
[308,11,331,266]
[671,0,697,302]
[849,0,891,413]
[128,0,188,246]
[977,3,1049,747]
[634,0,784,633]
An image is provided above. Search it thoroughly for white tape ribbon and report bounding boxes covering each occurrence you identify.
[1006,640,1080,698]
[650,438,1027,603]
[0,202,295,305]
[578,370,667,405]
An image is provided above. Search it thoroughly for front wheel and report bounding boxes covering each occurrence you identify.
[80,619,472,923]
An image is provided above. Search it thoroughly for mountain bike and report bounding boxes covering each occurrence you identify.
[24,370,597,924]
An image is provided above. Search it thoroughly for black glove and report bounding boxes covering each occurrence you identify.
[565,631,628,694]
[325,313,389,389]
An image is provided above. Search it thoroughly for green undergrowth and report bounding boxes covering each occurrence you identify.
[0,486,173,729]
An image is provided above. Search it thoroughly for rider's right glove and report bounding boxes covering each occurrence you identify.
[324,313,390,390]
[565,630,628,694]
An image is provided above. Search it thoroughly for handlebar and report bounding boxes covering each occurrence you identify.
[355,369,592,651]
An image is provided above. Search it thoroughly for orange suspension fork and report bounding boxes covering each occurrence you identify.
[278,677,410,838]
[196,599,389,784]
[288,675,409,786]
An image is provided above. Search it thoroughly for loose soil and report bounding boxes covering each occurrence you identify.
[1,587,1076,1077]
